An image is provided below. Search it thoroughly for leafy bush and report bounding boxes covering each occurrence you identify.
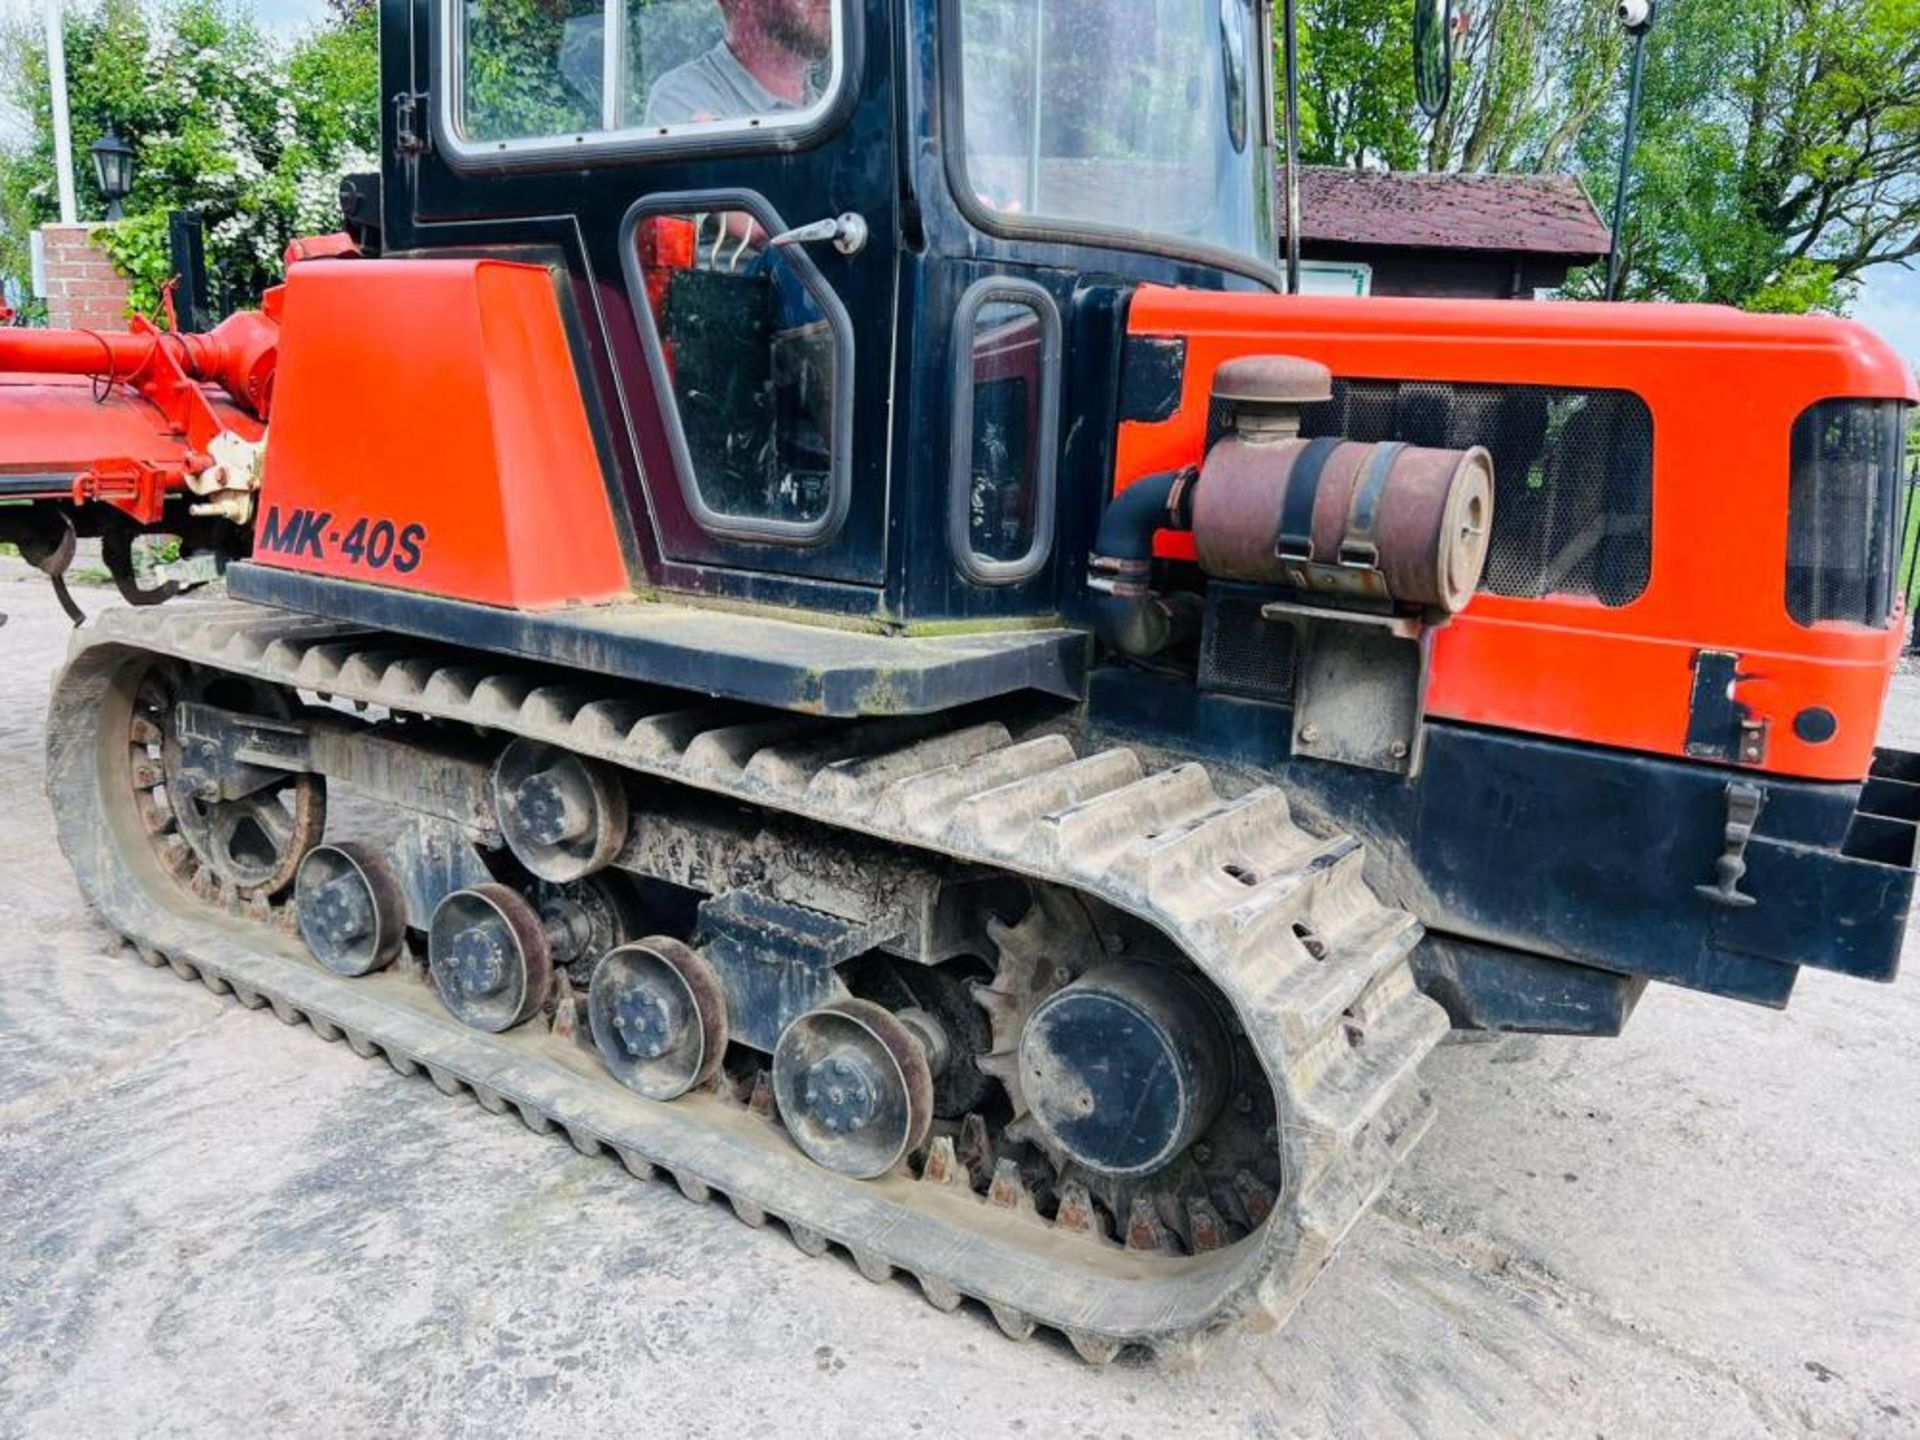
[94,209,172,317]
[0,0,378,320]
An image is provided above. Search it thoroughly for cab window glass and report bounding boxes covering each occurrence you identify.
[455,0,842,148]
[953,0,1268,263]
[965,301,1044,564]
[950,282,1060,584]
[633,209,841,535]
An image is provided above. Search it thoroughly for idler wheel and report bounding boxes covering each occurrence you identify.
[588,938,728,1101]
[155,669,325,898]
[773,999,934,1180]
[492,738,627,883]
[1017,962,1230,1179]
[427,884,553,1032]
[294,842,406,977]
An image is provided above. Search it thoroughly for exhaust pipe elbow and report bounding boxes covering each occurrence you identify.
[1089,467,1197,659]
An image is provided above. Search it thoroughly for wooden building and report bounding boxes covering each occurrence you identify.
[1288,168,1613,300]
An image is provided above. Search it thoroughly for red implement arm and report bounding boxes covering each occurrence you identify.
[0,302,279,524]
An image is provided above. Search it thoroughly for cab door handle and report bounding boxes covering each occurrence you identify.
[769,212,869,257]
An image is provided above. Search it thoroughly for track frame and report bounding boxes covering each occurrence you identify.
[48,600,1448,1363]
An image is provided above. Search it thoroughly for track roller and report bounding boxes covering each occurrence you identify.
[293,842,406,977]
[492,737,627,882]
[773,999,934,1180]
[427,884,554,1031]
[587,938,729,1100]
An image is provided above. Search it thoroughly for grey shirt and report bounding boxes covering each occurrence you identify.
[644,41,818,126]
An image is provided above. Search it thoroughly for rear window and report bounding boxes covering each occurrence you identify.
[1785,399,1910,628]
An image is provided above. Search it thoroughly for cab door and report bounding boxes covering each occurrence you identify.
[414,0,897,594]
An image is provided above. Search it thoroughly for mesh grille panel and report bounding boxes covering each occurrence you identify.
[1199,586,1298,702]
[1205,397,1236,453]
[1302,380,1653,606]
[1204,379,1655,607]
[1786,400,1908,628]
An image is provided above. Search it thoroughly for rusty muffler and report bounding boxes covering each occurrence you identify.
[1193,356,1494,613]
[1088,354,1495,660]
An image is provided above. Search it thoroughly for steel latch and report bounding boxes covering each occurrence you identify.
[1696,780,1766,908]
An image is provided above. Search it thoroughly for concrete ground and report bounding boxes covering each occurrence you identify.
[2,566,1917,1440]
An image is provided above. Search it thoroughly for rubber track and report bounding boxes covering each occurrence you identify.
[47,600,1450,1364]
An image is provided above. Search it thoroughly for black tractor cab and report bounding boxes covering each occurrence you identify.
[376,0,1281,628]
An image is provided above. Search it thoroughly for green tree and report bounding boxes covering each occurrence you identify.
[1296,0,1421,168]
[0,0,378,320]
[1296,0,1621,173]
[1295,0,1920,315]
[1425,0,1625,173]
[1589,0,1920,309]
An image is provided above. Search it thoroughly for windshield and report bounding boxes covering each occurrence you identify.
[952,0,1273,267]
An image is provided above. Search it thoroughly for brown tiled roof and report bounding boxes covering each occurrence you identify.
[1286,167,1612,259]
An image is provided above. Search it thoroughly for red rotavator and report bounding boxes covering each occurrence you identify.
[0,240,351,611]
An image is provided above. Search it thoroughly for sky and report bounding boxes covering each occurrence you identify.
[1855,263,1920,376]
[1,0,1916,372]
[0,0,318,39]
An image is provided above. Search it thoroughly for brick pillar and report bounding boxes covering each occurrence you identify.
[38,223,131,330]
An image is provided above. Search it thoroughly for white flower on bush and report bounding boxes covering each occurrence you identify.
[2,2,381,316]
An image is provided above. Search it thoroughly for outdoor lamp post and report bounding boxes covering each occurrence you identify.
[89,126,134,221]
[1605,0,1656,300]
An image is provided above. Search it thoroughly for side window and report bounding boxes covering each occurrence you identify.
[461,0,606,140]
[623,199,852,544]
[452,0,843,154]
[949,279,1061,585]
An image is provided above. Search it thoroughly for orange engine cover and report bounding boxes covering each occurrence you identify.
[252,259,629,611]
[1121,289,1919,783]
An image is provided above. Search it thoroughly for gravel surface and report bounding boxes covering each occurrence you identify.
[3,565,1917,1438]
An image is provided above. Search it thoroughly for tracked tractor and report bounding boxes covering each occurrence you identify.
[5,0,1916,1364]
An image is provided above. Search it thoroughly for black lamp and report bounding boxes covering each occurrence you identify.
[89,126,135,221]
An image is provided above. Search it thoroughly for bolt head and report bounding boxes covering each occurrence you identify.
[804,1048,879,1134]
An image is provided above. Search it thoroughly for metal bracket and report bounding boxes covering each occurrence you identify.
[391,816,495,931]
[1260,600,1433,776]
[1685,649,1768,767]
[1695,780,1766,908]
[171,701,498,835]
[393,91,430,156]
[171,701,309,803]
[697,890,897,1053]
